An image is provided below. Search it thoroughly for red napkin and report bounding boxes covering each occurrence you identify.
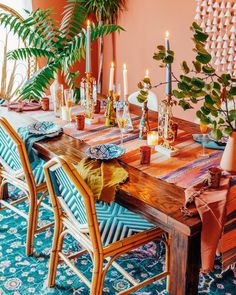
[183,177,230,272]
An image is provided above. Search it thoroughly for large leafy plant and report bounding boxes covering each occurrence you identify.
[0,0,122,101]
[84,0,126,93]
[139,22,236,139]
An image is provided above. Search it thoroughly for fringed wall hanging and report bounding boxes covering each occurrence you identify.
[195,0,236,76]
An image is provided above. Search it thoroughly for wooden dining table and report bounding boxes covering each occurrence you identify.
[1,104,203,295]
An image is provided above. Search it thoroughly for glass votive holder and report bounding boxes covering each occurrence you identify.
[207,167,222,188]
[140,146,151,165]
[76,114,85,130]
[147,131,159,146]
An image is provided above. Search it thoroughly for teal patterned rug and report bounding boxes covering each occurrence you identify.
[0,186,235,294]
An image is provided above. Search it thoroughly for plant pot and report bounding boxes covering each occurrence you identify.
[220,131,236,173]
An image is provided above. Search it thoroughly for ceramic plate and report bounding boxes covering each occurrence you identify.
[28,121,61,135]
[208,133,228,145]
[86,144,125,160]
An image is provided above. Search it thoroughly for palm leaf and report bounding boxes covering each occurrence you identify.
[7,48,54,61]
[60,0,86,40]
[18,64,58,100]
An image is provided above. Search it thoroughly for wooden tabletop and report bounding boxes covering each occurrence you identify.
[33,104,202,237]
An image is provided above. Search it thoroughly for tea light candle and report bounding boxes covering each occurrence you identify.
[147,131,159,146]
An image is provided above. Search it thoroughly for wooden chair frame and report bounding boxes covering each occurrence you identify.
[0,117,53,255]
[44,156,170,294]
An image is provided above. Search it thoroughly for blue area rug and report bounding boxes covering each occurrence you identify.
[0,185,235,294]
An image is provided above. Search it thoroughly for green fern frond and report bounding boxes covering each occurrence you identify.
[7,48,54,61]
[18,64,58,101]
[60,0,86,39]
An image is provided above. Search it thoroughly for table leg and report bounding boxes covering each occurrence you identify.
[169,230,201,295]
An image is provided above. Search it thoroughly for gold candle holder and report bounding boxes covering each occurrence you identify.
[80,72,97,124]
[155,94,179,157]
[105,90,116,127]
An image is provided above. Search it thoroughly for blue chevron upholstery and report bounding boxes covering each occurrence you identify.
[50,166,154,246]
[0,125,22,173]
[31,158,46,186]
[52,167,88,225]
[96,202,154,246]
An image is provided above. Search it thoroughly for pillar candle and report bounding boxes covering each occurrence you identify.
[86,20,91,73]
[109,62,115,91]
[165,31,172,95]
[123,63,128,97]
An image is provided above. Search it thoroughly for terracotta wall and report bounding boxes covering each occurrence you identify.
[103,0,197,121]
[32,0,98,82]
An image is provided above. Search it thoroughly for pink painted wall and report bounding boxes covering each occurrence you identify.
[32,0,98,82]
[103,0,197,121]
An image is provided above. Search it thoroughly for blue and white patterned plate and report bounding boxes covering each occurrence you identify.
[28,121,61,135]
[86,144,125,160]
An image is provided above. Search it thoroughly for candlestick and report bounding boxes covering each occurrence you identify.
[123,63,128,98]
[165,31,172,95]
[109,62,115,91]
[86,20,91,73]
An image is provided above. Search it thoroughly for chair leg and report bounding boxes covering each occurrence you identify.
[48,222,63,287]
[26,196,37,256]
[91,254,104,295]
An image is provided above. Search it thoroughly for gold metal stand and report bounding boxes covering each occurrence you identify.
[155,95,179,157]
[80,72,97,124]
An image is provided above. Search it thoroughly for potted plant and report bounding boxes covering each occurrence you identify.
[84,0,126,93]
[0,0,122,101]
[142,22,236,172]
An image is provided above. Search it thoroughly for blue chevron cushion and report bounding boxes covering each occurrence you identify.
[30,158,46,186]
[49,166,155,245]
[0,125,23,173]
[96,202,154,246]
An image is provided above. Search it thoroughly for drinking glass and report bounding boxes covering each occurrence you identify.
[116,101,127,147]
[199,122,209,157]
[64,89,75,128]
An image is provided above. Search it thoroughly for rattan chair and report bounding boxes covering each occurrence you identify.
[44,156,170,294]
[0,117,52,255]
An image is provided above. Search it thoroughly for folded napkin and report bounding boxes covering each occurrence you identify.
[192,134,225,150]
[18,125,62,163]
[182,177,230,272]
[77,158,128,203]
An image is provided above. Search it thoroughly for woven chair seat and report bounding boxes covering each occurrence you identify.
[96,202,154,246]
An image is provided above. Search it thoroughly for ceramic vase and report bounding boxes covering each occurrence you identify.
[220,131,236,173]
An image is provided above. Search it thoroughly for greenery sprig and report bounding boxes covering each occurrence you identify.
[138,22,236,140]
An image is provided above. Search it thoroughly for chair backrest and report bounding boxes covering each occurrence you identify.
[44,156,102,249]
[0,4,37,103]
[0,117,35,185]
[128,90,159,111]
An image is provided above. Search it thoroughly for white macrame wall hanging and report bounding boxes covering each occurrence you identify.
[195,0,236,76]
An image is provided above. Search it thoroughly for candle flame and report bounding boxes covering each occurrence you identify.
[145,69,149,77]
[87,19,90,27]
[123,63,127,70]
[165,31,169,38]
[111,61,114,68]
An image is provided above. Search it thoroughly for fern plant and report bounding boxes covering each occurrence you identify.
[0,0,122,101]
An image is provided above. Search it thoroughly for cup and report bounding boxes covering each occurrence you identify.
[94,100,101,114]
[41,97,49,111]
[76,114,85,130]
[140,146,151,165]
[207,167,222,188]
